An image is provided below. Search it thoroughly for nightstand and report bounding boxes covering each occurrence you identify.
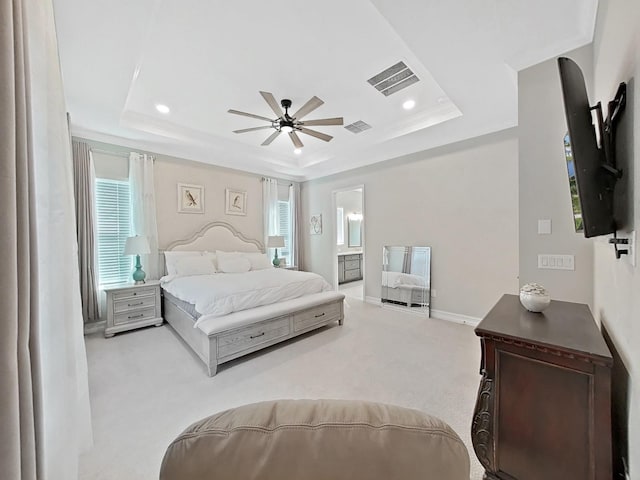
[282,265,298,271]
[104,280,163,338]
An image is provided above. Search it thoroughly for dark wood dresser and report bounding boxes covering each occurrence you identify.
[471,294,612,480]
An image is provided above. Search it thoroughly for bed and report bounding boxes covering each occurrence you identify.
[381,271,430,308]
[160,221,345,376]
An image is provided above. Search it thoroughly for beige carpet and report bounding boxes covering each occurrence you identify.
[80,298,484,479]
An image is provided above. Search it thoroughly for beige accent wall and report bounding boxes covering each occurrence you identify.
[84,138,269,249]
[153,154,263,249]
[518,45,595,305]
[592,0,640,476]
[302,130,519,319]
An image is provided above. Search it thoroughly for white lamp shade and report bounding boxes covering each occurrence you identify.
[267,235,285,248]
[124,235,150,255]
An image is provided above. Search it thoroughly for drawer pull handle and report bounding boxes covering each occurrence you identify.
[128,302,144,307]
[128,313,144,319]
[250,332,265,339]
[133,293,137,296]
[314,313,325,318]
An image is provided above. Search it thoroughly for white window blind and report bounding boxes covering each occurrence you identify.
[336,207,344,245]
[95,179,132,286]
[278,200,291,265]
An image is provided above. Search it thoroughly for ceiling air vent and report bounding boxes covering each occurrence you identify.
[367,61,419,97]
[344,120,372,134]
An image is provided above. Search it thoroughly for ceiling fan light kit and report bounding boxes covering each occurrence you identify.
[229,92,344,149]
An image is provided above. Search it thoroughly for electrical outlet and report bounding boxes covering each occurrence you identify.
[431,289,437,298]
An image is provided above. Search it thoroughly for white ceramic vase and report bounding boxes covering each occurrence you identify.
[519,283,551,313]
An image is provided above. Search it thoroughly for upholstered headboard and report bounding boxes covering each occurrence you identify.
[159,221,264,274]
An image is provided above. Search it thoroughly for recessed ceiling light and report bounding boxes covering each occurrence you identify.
[403,100,416,110]
[155,104,170,114]
[294,148,302,155]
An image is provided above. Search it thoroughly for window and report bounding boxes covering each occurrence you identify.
[336,207,344,245]
[278,200,292,266]
[95,179,132,286]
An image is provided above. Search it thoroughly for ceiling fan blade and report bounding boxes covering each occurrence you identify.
[292,96,324,120]
[299,117,344,126]
[298,127,333,142]
[260,91,284,118]
[233,126,274,134]
[228,109,274,122]
[261,130,281,146]
[289,131,304,148]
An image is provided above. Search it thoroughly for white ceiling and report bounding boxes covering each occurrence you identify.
[53,0,597,181]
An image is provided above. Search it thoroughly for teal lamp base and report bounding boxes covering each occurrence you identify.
[132,254,146,284]
[272,248,281,267]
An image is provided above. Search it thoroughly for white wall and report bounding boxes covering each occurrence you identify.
[518,45,595,305]
[302,130,519,319]
[592,0,640,477]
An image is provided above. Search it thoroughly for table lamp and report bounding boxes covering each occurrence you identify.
[124,235,151,284]
[267,235,285,267]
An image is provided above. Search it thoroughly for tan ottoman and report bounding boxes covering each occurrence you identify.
[160,399,470,480]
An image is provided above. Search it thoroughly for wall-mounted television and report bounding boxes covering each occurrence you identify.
[557,57,626,238]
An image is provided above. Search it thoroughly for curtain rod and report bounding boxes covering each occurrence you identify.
[90,148,155,162]
[261,177,293,186]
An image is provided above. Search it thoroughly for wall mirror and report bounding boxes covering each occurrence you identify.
[381,246,431,316]
[347,214,362,247]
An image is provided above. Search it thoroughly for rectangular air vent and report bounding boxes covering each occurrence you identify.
[367,61,419,97]
[344,120,372,134]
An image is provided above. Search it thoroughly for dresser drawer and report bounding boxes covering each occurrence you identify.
[112,286,156,301]
[113,306,158,326]
[114,294,157,313]
[344,259,360,270]
[344,269,361,282]
[293,301,341,332]
[343,254,361,261]
[218,317,290,359]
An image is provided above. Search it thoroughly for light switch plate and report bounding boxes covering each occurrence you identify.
[538,254,575,270]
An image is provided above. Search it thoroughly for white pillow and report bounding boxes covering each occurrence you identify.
[243,252,273,271]
[217,254,251,273]
[174,256,217,276]
[203,252,218,269]
[164,251,203,276]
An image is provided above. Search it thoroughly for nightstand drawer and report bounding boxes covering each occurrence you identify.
[113,306,158,326]
[112,286,156,301]
[114,295,157,313]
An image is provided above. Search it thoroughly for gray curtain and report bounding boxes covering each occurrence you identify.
[290,183,303,269]
[72,140,99,322]
[0,0,39,477]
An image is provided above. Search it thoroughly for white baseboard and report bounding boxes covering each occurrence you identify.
[364,296,481,326]
[430,309,481,327]
[84,320,105,335]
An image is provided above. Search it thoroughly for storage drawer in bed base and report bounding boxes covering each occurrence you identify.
[163,295,345,377]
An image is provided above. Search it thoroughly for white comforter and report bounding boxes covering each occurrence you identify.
[161,268,331,326]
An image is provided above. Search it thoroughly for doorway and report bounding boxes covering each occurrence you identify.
[333,186,365,301]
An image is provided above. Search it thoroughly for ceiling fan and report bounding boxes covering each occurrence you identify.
[228,91,344,148]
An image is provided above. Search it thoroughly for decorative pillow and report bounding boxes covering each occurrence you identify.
[164,251,203,276]
[174,256,217,276]
[243,252,273,271]
[217,253,251,273]
[203,252,218,270]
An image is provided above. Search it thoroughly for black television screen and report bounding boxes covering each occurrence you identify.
[558,57,617,238]
[563,133,584,233]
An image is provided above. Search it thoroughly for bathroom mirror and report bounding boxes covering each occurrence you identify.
[347,214,362,247]
[381,246,431,316]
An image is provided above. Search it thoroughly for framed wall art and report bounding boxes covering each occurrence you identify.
[225,189,247,216]
[310,213,322,235]
[177,183,204,214]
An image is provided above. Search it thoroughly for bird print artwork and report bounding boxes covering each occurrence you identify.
[185,189,198,207]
